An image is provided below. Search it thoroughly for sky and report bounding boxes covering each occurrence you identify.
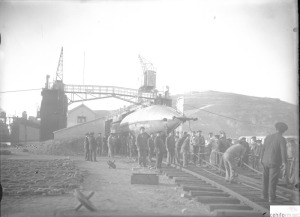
[0,0,298,117]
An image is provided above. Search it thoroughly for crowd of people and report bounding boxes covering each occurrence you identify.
[83,122,298,203]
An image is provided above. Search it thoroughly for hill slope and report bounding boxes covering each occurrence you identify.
[172,91,298,138]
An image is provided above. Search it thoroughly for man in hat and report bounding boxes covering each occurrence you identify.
[166,131,176,165]
[84,133,90,161]
[181,133,191,167]
[175,132,188,165]
[154,131,166,172]
[198,130,205,165]
[250,136,258,168]
[223,140,246,184]
[147,133,155,162]
[190,131,199,164]
[136,126,149,167]
[260,122,288,203]
[238,137,250,167]
[253,139,263,169]
[96,133,103,156]
[108,133,115,158]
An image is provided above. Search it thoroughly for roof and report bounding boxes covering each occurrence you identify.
[53,116,106,134]
[68,104,96,115]
[93,110,111,118]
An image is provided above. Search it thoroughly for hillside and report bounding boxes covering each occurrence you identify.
[172,91,298,138]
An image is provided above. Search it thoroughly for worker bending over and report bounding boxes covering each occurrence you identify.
[223,140,246,184]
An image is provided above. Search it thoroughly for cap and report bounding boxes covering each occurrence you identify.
[140,126,145,130]
[275,122,288,133]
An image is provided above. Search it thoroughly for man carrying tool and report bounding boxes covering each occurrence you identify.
[223,140,246,184]
[260,122,288,203]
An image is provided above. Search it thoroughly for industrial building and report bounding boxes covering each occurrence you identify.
[53,116,106,140]
[10,115,40,145]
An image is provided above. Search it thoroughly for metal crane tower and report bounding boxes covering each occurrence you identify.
[56,47,63,81]
[138,55,156,92]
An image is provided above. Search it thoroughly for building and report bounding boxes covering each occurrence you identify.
[53,104,110,140]
[0,109,10,143]
[54,117,106,140]
[67,104,110,127]
[10,117,40,145]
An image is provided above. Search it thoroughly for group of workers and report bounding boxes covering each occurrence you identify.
[84,132,102,162]
[83,121,298,204]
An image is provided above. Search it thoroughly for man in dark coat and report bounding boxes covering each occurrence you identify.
[197,130,205,165]
[175,132,188,165]
[136,127,149,167]
[147,133,155,162]
[181,134,191,167]
[84,133,90,161]
[260,122,288,203]
[166,131,176,165]
[154,131,165,171]
[89,132,97,162]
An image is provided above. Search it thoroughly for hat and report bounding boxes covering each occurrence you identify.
[198,130,202,133]
[237,140,243,145]
[275,122,288,133]
[220,131,225,134]
[140,126,145,130]
[251,136,256,140]
[85,133,89,136]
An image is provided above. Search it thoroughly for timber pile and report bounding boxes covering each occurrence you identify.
[24,138,84,156]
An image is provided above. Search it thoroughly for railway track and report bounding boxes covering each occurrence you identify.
[158,161,299,217]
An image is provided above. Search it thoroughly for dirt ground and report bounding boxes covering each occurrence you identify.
[1,148,212,217]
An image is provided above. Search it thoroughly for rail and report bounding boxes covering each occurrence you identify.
[188,150,299,204]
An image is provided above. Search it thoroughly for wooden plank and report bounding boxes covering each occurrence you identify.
[131,173,159,185]
[207,204,253,212]
[195,196,240,204]
[213,209,267,217]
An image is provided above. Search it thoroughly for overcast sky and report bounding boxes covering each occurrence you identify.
[0,0,298,117]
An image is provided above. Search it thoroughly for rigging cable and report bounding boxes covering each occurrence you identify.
[184,103,273,129]
[0,88,42,93]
